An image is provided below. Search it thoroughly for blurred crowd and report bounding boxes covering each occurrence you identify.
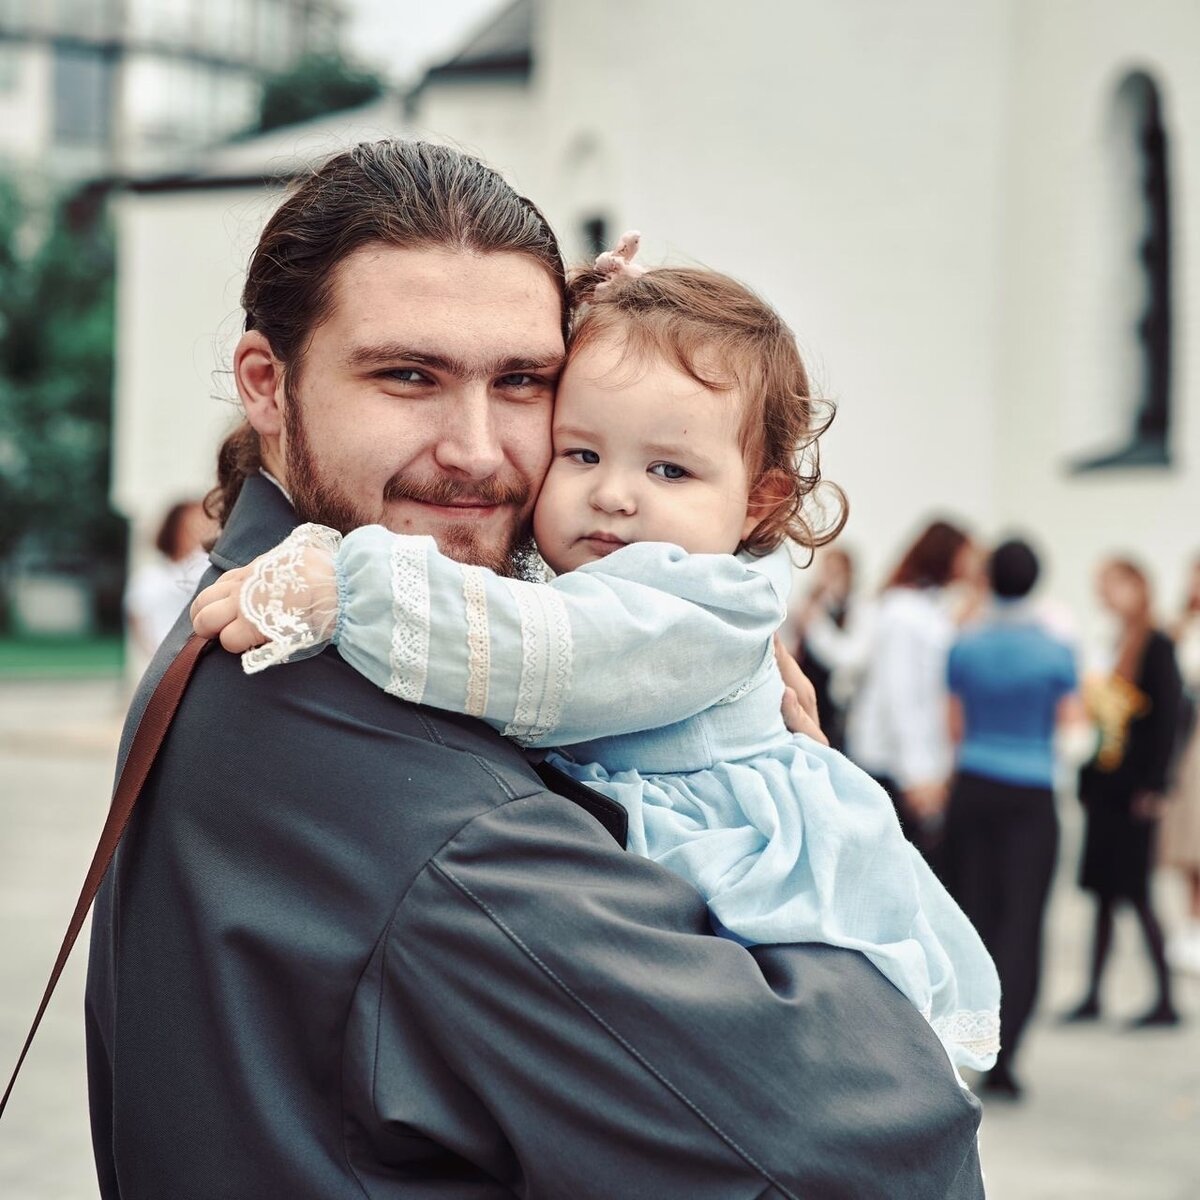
[788,520,1200,1100]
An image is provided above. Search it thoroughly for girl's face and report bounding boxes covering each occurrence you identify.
[533,332,759,574]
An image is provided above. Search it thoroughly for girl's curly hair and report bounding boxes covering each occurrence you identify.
[567,264,847,558]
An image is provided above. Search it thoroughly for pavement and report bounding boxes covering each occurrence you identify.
[0,678,1198,1199]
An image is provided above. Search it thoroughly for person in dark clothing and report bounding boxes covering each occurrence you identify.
[942,538,1079,1098]
[84,140,985,1198]
[1066,557,1184,1028]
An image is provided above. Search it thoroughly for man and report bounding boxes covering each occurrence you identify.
[87,140,985,1197]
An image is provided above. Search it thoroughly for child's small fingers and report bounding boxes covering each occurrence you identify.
[219,617,267,654]
[782,687,829,745]
[190,581,230,622]
[192,594,241,639]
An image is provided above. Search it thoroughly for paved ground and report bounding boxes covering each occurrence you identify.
[1,678,1198,1198]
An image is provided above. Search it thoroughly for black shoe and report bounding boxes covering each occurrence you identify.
[980,1062,1023,1100]
[1060,997,1101,1023]
[1127,1003,1182,1029]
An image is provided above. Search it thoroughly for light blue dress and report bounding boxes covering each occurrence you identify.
[248,525,1001,1072]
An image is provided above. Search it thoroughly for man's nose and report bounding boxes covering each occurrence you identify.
[589,472,637,516]
[433,392,506,480]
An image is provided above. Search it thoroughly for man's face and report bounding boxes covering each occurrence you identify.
[282,245,565,574]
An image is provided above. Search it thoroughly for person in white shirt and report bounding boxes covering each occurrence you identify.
[124,500,214,660]
[845,519,983,861]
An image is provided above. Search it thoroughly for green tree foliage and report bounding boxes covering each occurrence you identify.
[0,179,126,627]
[256,53,385,134]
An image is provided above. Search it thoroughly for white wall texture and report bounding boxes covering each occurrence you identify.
[112,0,1200,634]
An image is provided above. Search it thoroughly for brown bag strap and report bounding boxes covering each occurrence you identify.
[0,633,213,1119]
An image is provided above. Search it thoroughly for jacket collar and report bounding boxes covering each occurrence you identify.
[210,472,300,571]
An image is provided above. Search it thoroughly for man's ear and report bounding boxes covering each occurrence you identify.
[234,330,285,439]
[741,469,794,541]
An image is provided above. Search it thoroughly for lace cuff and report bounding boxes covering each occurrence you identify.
[240,523,345,675]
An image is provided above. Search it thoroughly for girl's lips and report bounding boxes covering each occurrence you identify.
[578,533,629,555]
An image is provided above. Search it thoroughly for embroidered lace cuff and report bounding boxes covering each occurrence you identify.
[240,523,345,674]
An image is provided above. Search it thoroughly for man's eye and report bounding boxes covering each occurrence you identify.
[498,373,551,391]
[566,449,600,465]
[381,368,430,385]
[650,462,690,480]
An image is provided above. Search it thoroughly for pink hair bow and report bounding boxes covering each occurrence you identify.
[593,230,647,296]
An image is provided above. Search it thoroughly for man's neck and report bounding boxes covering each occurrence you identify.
[258,467,294,504]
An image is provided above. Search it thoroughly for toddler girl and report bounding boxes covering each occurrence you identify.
[192,234,1001,1073]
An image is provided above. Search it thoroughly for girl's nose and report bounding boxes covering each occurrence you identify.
[589,473,637,515]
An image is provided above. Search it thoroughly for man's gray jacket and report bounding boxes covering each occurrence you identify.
[86,473,985,1198]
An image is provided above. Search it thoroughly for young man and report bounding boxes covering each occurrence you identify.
[87,140,984,1198]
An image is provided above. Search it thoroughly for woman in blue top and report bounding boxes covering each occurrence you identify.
[193,237,1001,1075]
[942,538,1079,1097]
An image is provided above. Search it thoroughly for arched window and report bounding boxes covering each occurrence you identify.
[1074,70,1172,471]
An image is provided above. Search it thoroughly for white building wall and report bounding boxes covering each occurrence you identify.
[0,44,53,164]
[519,0,1012,586]
[997,0,1200,628]
[110,0,1200,637]
[111,185,284,557]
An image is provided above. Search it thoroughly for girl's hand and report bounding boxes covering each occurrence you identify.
[190,564,265,652]
[189,523,344,672]
[775,634,828,745]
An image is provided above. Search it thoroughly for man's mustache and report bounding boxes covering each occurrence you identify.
[383,473,531,509]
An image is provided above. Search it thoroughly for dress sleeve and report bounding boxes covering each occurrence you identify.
[333,527,790,747]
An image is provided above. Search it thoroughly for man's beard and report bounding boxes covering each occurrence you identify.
[283,394,538,577]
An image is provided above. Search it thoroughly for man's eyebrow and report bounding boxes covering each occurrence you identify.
[343,343,564,378]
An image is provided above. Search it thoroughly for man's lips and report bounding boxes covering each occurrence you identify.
[400,499,503,519]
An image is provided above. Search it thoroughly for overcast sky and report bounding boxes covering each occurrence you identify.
[343,0,503,83]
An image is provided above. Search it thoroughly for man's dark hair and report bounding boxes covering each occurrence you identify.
[206,139,568,526]
[988,538,1041,599]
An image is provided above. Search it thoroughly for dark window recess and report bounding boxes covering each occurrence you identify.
[581,215,609,258]
[52,47,115,148]
[1075,72,1172,471]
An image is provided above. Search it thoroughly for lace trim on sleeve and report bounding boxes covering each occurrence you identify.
[386,538,431,704]
[240,523,344,675]
[500,578,573,744]
[462,565,491,718]
[931,1008,1001,1064]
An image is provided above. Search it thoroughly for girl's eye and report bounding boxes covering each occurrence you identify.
[650,462,690,481]
[565,449,600,465]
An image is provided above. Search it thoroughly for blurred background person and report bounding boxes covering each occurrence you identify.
[1162,554,1200,973]
[123,499,213,661]
[941,537,1081,1098]
[1066,558,1183,1027]
[788,546,865,752]
[844,518,982,861]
